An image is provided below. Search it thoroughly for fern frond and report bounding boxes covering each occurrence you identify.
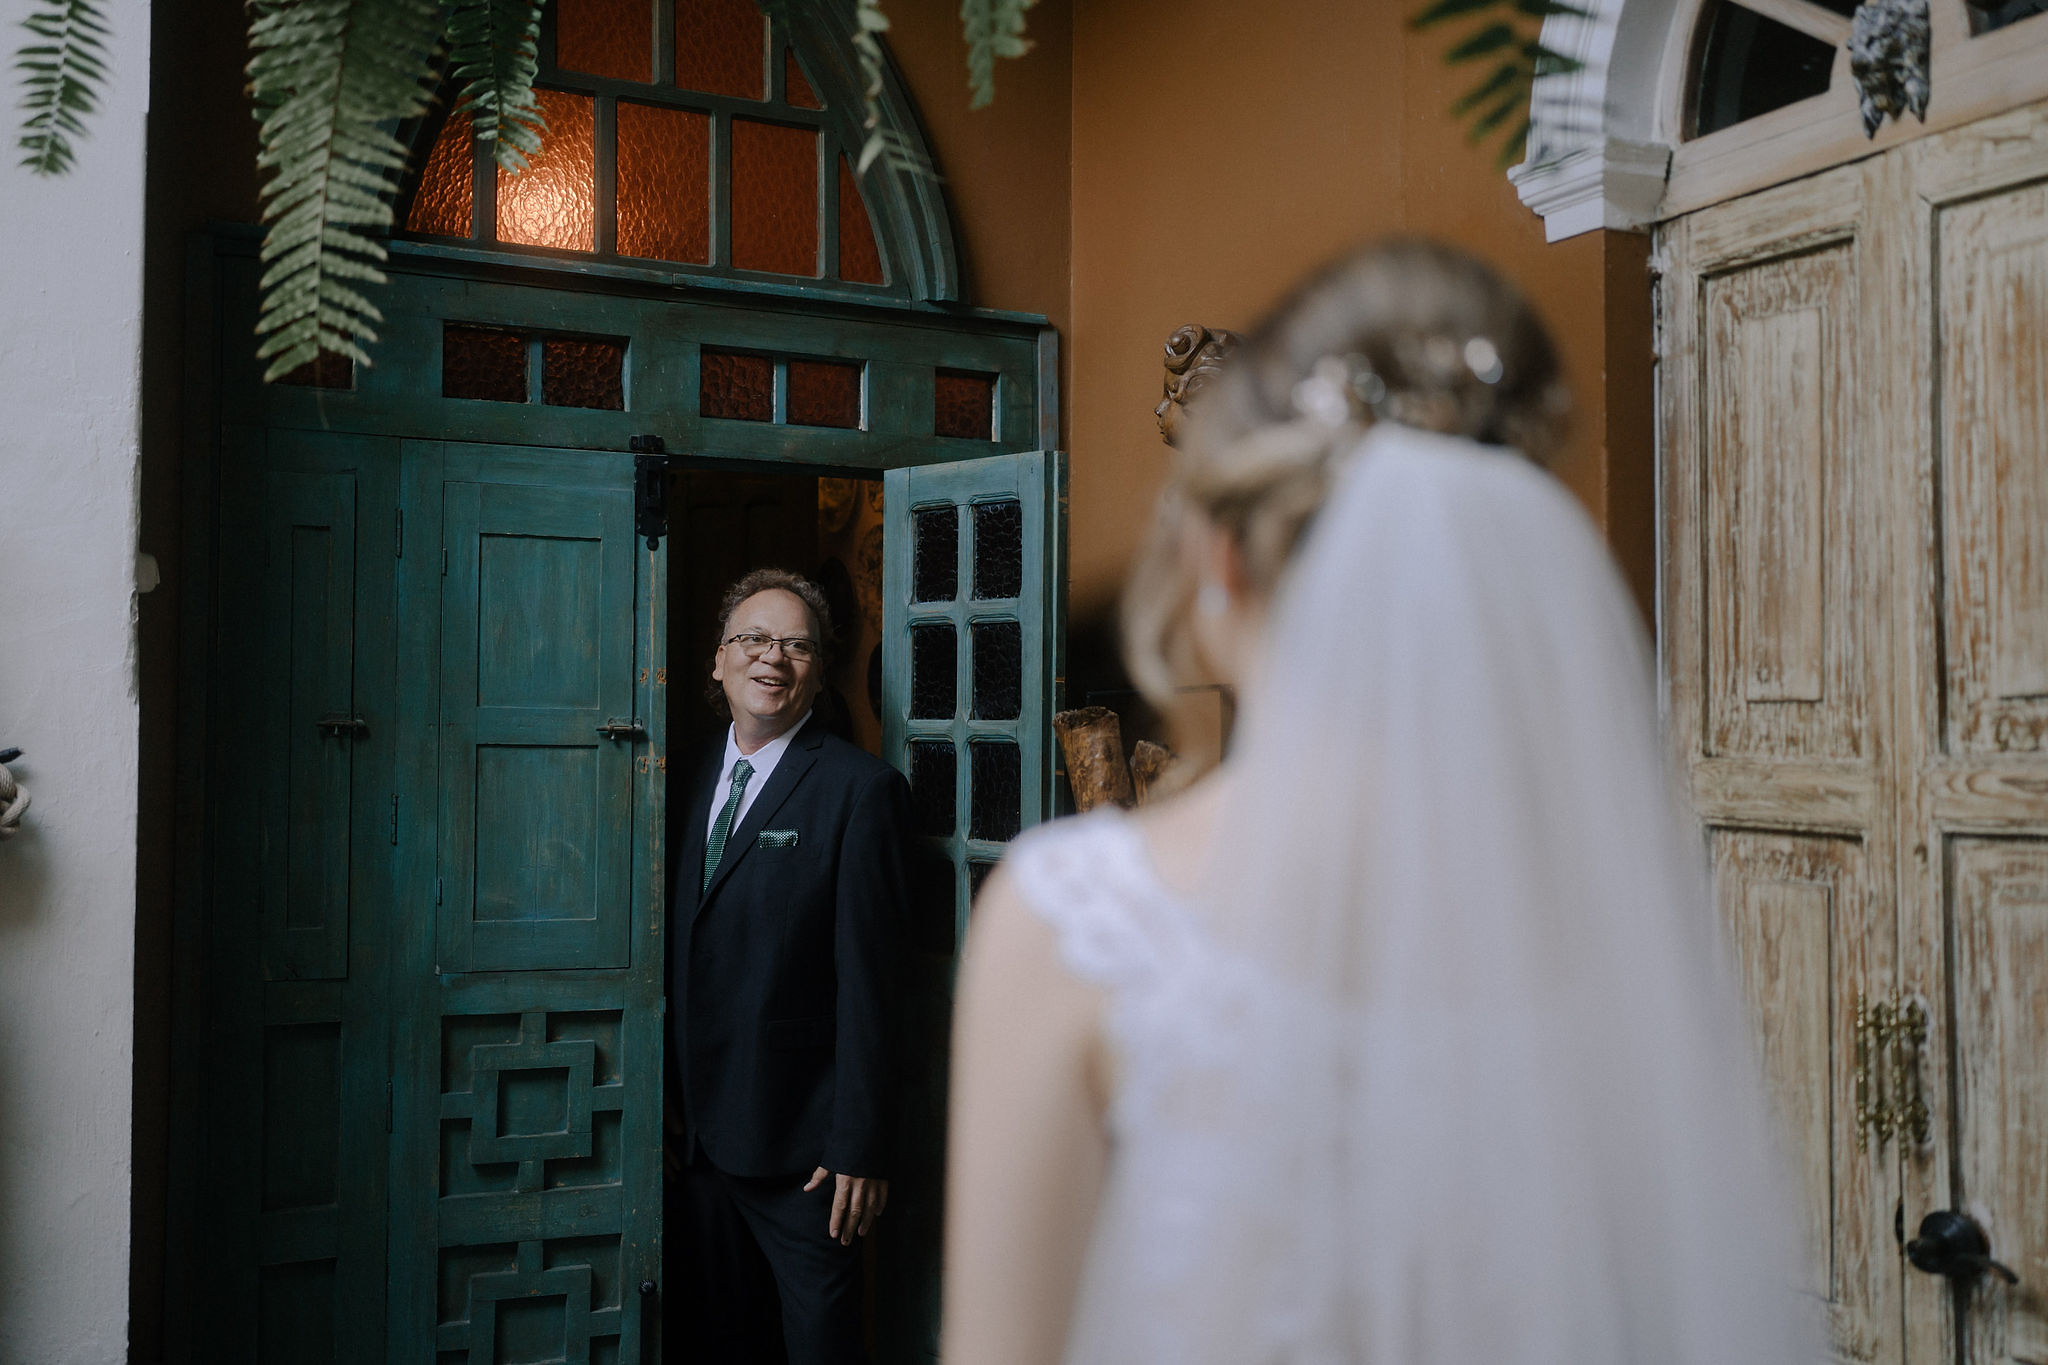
[1409,0,1503,29]
[850,0,927,177]
[960,0,1034,110]
[14,0,109,175]
[446,0,544,172]
[246,0,444,380]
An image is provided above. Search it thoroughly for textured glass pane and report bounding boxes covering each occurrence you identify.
[542,337,625,409]
[1691,0,1833,137]
[617,101,710,263]
[911,623,957,720]
[786,359,861,428]
[908,742,957,839]
[968,859,996,905]
[699,349,772,421]
[911,856,957,954]
[1967,0,2048,31]
[784,49,823,108]
[279,351,355,390]
[837,157,884,286]
[443,326,528,402]
[971,499,1024,600]
[497,88,595,251]
[969,740,1021,843]
[675,0,763,99]
[556,0,651,81]
[731,118,818,276]
[407,112,474,238]
[912,506,959,602]
[970,620,1022,721]
[934,370,995,440]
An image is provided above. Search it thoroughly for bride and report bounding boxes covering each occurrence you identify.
[940,241,1821,1365]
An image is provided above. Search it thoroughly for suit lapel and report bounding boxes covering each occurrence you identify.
[698,721,825,911]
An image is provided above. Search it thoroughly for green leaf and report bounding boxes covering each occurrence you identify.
[1445,22,1517,61]
[1409,0,1508,31]
[246,0,444,380]
[1513,0,1593,17]
[1496,114,1532,169]
[446,0,546,172]
[14,0,111,175]
[960,0,1036,110]
[1451,61,1521,116]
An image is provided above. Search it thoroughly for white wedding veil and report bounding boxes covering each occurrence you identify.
[1108,422,1821,1364]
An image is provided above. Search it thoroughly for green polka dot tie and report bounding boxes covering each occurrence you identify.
[702,758,755,893]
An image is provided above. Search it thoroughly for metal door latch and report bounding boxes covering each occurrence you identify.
[316,713,370,738]
[1855,990,1930,1150]
[596,719,647,741]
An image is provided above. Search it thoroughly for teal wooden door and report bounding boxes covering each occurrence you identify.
[876,449,1067,1362]
[387,441,666,1364]
[202,428,398,1361]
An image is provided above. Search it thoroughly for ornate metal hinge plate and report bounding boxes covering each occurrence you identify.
[1855,989,1931,1151]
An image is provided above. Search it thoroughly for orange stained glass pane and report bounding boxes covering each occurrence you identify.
[700,349,773,421]
[556,0,651,81]
[496,88,595,252]
[837,157,883,285]
[543,337,627,409]
[784,49,823,108]
[676,0,764,99]
[731,118,818,275]
[617,101,711,263]
[935,370,996,440]
[407,111,474,238]
[444,326,529,402]
[787,359,861,428]
[279,351,355,389]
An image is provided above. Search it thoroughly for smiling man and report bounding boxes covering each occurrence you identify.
[670,568,912,1365]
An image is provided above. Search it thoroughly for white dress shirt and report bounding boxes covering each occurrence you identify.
[706,711,812,839]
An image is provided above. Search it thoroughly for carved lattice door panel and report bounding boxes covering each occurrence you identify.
[200,429,399,1361]
[1661,99,2048,1365]
[875,449,1066,1362]
[388,442,665,1364]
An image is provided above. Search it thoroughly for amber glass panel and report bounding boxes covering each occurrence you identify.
[911,623,958,720]
[279,351,355,390]
[556,0,651,81]
[971,500,1024,599]
[617,101,711,263]
[700,349,773,421]
[543,338,626,409]
[407,112,474,238]
[787,359,861,428]
[444,326,528,402]
[731,118,818,276]
[837,158,884,285]
[497,88,595,251]
[908,742,957,839]
[676,0,763,99]
[912,506,959,602]
[784,49,823,108]
[934,370,996,440]
[969,740,1021,842]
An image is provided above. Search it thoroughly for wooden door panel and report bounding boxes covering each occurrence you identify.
[1701,241,1867,762]
[1712,830,1891,1353]
[1937,180,2048,757]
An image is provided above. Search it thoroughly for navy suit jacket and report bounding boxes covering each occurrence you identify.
[670,718,911,1179]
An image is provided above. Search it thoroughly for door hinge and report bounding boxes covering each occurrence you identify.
[631,434,675,550]
[394,507,403,558]
[385,1081,393,1134]
[388,793,399,846]
[435,877,444,906]
[441,548,449,577]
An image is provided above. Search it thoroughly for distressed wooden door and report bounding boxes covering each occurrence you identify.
[1891,104,2048,1365]
[1660,159,1904,1363]
[387,440,666,1363]
[201,428,399,1361]
[876,449,1066,1362]
[1662,99,2048,1365]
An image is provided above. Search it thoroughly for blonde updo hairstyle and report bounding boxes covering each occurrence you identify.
[1122,240,1570,712]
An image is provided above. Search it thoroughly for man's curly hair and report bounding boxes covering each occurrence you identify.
[705,568,837,715]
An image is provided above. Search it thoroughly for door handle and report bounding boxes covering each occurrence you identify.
[596,719,647,741]
[316,713,369,738]
[1906,1210,2019,1285]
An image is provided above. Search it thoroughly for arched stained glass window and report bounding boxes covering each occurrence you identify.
[403,0,890,288]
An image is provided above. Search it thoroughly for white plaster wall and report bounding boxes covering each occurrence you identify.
[0,0,151,1355]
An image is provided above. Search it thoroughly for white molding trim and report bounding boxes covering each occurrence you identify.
[1510,138,1673,241]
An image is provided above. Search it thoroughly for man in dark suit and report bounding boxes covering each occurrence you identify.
[670,568,911,1365]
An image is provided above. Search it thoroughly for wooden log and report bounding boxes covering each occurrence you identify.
[1053,707,1134,812]
[1129,740,1182,807]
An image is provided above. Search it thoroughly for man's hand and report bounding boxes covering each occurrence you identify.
[805,1167,889,1245]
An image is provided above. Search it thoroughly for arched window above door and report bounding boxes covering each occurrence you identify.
[398,0,956,301]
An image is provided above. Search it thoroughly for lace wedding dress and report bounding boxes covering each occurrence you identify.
[1001,426,1822,1365]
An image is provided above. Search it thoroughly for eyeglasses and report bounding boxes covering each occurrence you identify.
[723,632,820,662]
